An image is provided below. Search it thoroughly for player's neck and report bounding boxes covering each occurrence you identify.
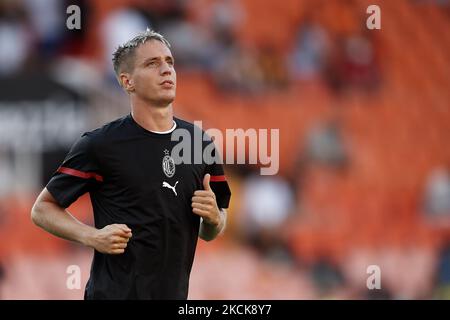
[130,100,174,133]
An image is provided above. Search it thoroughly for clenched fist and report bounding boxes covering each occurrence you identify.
[192,174,221,227]
[90,224,132,255]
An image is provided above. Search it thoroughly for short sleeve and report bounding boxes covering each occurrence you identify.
[204,141,231,209]
[46,133,103,208]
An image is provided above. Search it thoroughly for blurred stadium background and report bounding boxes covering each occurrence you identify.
[0,0,449,299]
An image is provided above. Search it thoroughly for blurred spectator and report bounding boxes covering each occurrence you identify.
[423,167,450,219]
[161,20,218,71]
[23,0,65,59]
[0,0,34,75]
[209,0,243,39]
[258,46,290,90]
[325,31,380,94]
[197,0,244,48]
[239,174,295,262]
[213,45,266,94]
[342,33,380,90]
[289,20,330,81]
[100,7,151,84]
[214,44,290,94]
[304,118,348,169]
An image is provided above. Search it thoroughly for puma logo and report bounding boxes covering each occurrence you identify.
[162,181,179,196]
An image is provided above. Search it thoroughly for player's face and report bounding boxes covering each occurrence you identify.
[131,40,176,106]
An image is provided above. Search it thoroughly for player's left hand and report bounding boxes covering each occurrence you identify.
[192,174,221,226]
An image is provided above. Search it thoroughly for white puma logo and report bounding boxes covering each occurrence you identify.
[162,181,179,196]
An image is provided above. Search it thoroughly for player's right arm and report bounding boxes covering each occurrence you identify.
[31,187,132,255]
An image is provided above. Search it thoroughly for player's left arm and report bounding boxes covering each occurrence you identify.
[192,174,227,241]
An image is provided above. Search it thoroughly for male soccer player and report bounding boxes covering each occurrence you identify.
[31,29,231,299]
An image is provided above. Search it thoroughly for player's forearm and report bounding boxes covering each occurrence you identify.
[31,199,96,248]
[199,209,226,241]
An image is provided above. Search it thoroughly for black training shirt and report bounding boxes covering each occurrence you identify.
[46,114,231,299]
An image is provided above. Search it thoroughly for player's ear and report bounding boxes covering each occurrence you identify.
[119,73,134,93]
